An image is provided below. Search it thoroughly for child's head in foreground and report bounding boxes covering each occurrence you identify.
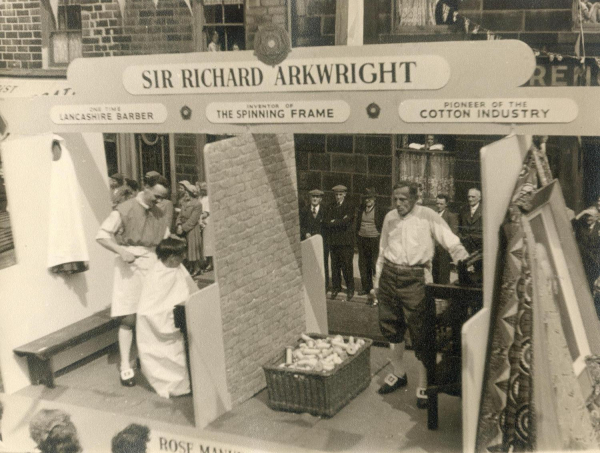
[156,237,187,268]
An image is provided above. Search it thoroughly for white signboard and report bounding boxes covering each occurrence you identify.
[123,55,450,95]
[149,430,269,453]
[399,98,578,123]
[206,100,350,123]
[0,77,74,98]
[50,104,167,124]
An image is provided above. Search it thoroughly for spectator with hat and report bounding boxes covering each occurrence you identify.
[355,187,386,299]
[325,185,355,300]
[110,173,135,209]
[300,188,330,290]
[176,180,203,276]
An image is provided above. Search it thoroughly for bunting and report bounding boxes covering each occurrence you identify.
[438,0,594,67]
[116,0,126,18]
[48,0,59,28]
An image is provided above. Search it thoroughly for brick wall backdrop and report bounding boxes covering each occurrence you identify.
[295,134,393,209]
[120,0,193,56]
[292,0,335,47]
[0,0,42,70]
[204,133,305,406]
[246,0,289,50]
[174,134,200,183]
[81,0,193,58]
[452,135,500,205]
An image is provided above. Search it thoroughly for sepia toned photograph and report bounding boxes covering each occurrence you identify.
[1,0,600,452]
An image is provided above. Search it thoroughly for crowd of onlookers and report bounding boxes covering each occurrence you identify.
[299,184,483,301]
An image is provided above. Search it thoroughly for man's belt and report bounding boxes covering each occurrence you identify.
[383,258,427,273]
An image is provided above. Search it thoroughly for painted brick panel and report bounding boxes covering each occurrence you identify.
[205,134,304,407]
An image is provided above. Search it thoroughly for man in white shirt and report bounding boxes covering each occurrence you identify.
[372,182,469,408]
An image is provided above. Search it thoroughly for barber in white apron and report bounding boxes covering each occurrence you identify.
[96,172,171,387]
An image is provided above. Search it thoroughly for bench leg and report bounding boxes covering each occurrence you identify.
[26,356,55,388]
[427,390,439,430]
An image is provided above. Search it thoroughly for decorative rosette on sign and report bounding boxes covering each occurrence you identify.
[253,24,291,67]
[180,105,192,120]
[366,103,381,119]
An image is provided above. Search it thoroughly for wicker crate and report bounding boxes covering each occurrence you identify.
[262,333,372,417]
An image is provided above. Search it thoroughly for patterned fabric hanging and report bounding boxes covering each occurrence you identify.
[396,149,455,202]
[395,0,436,28]
[475,148,541,452]
[476,139,562,451]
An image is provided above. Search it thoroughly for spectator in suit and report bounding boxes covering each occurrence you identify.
[300,189,330,289]
[459,188,482,254]
[432,193,459,284]
[325,185,355,301]
[356,187,386,298]
[300,189,325,240]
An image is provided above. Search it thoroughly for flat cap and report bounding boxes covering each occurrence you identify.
[332,185,347,192]
[309,189,324,196]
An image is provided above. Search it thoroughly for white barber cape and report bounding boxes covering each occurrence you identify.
[47,135,89,270]
[136,261,194,398]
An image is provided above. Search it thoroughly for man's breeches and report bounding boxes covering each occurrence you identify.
[378,261,435,365]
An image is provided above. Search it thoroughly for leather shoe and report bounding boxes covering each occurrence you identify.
[377,373,407,394]
[346,290,354,301]
[367,298,379,307]
[416,387,428,409]
[331,291,338,300]
[120,369,136,387]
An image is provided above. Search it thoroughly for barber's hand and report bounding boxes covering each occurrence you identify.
[120,250,136,264]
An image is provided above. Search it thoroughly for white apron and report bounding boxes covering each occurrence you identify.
[111,245,157,317]
[136,261,191,398]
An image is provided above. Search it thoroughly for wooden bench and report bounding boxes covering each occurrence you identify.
[14,307,120,388]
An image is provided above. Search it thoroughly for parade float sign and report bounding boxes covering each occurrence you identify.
[6,39,592,136]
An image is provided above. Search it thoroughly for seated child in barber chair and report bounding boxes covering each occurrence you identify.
[136,237,194,398]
